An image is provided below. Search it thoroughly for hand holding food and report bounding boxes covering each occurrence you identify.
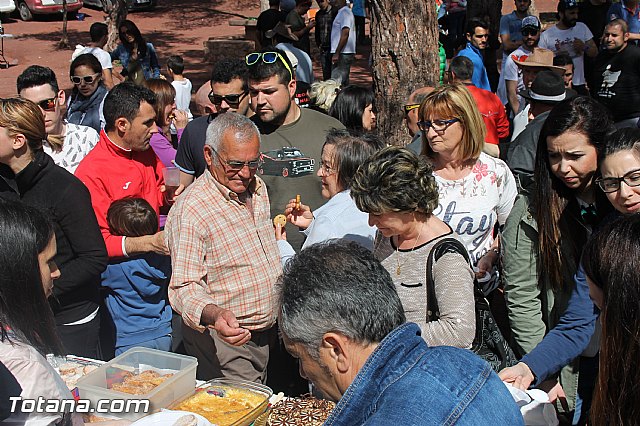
[273,214,287,227]
[285,197,314,229]
[172,110,189,130]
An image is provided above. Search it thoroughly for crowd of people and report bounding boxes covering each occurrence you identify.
[1,0,640,424]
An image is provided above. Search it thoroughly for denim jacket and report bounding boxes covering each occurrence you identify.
[111,42,160,80]
[324,323,524,426]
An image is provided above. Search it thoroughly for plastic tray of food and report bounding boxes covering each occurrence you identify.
[170,378,273,426]
[76,347,197,421]
[47,354,105,391]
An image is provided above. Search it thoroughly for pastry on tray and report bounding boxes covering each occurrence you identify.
[265,394,335,426]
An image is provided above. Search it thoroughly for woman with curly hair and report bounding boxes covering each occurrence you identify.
[350,146,476,348]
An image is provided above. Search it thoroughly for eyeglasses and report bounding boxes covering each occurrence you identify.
[403,104,420,113]
[319,162,336,176]
[212,147,261,172]
[596,169,640,193]
[36,97,57,112]
[521,28,539,36]
[474,33,490,39]
[246,51,293,81]
[70,73,100,85]
[208,91,248,107]
[417,118,460,132]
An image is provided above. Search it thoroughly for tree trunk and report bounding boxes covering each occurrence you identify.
[103,0,128,52]
[58,0,69,48]
[369,0,440,146]
[260,0,269,12]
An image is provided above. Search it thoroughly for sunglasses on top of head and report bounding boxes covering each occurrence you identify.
[245,51,293,81]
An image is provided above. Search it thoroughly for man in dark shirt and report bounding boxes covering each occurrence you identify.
[257,0,286,48]
[315,0,336,80]
[174,58,250,188]
[579,0,612,84]
[591,19,640,128]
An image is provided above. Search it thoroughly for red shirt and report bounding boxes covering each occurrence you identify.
[466,85,510,145]
[75,130,165,258]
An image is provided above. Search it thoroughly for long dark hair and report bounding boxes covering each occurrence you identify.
[119,19,148,58]
[582,214,640,425]
[0,200,64,356]
[329,85,375,132]
[533,96,612,292]
[69,53,104,96]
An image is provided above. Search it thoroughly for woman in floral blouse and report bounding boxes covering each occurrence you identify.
[419,83,517,289]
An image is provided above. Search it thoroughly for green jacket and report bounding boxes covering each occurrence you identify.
[502,193,590,412]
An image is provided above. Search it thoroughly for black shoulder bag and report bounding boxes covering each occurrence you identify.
[426,238,518,372]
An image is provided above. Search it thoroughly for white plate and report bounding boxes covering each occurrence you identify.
[130,410,213,426]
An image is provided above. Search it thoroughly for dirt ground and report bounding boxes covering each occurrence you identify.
[0,0,557,99]
[0,0,373,99]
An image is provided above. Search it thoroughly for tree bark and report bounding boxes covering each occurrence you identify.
[103,0,128,52]
[58,0,69,48]
[369,0,440,146]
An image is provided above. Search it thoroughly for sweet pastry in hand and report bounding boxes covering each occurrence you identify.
[273,214,287,227]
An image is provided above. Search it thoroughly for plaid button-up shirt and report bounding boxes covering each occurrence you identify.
[166,170,282,332]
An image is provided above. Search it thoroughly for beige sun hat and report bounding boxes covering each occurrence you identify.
[513,47,566,74]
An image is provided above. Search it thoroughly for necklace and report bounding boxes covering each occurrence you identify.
[395,221,424,276]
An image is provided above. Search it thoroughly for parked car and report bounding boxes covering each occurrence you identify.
[0,0,15,15]
[82,0,155,11]
[259,147,315,178]
[16,0,82,21]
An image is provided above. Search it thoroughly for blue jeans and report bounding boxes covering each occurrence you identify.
[331,53,355,86]
[115,334,172,356]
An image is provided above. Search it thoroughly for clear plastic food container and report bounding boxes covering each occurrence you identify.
[76,347,197,421]
[171,378,273,426]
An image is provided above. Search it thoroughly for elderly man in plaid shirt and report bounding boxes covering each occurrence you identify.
[166,112,282,383]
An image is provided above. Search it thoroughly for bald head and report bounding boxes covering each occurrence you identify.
[195,80,215,116]
[405,86,435,137]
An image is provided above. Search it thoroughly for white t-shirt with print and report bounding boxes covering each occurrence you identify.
[539,23,593,85]
[44,123,99,174]
[433,152,518,265]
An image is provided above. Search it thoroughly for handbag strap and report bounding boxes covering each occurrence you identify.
[425,237,471,323]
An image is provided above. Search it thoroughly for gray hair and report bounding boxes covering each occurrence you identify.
[278,240,405,360]
[205,112,260,155]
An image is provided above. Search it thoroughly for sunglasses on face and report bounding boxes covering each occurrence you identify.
[212,147,261,172]
[70,73,100,85]
[521,28,539,36]
[245,51,294,81]
[208,91,248,106]
[36,97,57,112]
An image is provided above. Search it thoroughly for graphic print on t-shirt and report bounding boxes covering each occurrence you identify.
[258,147,315,178]
[596,64,621,98]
